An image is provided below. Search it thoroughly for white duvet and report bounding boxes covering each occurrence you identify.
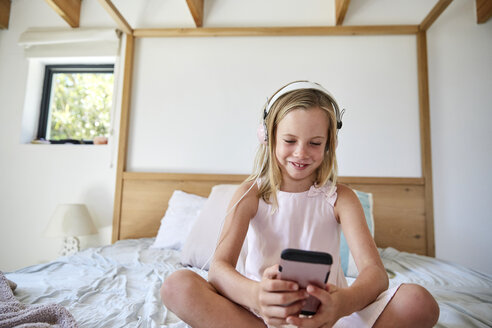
[5,239,492,327]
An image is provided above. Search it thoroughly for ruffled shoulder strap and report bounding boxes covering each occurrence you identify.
[307,183,337,207]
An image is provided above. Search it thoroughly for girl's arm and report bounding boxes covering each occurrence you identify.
[334,184,388,314]
[207,181,259,308]
[208,181,308,325]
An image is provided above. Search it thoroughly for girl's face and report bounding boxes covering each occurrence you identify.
[275,107,329,192]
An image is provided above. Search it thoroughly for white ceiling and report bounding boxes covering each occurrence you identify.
[96,0,440,29]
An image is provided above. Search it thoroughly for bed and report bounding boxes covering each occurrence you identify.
[4,173,492,328]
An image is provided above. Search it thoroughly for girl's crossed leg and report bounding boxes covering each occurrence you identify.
[161,269,266,328]
[161,270,439,328]
[374,283,439,328]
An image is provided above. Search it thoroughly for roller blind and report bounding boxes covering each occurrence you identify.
[18,28,122,58]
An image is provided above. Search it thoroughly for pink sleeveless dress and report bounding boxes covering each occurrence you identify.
[239,184,400,327]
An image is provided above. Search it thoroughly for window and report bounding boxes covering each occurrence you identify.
[37,64,114,144]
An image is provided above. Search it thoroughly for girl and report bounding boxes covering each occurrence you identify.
[161,81,439,327]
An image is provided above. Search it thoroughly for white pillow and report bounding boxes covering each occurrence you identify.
[150,190,207,250]
[180,184,248,271]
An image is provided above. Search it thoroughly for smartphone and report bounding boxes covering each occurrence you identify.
[278,248,332,316]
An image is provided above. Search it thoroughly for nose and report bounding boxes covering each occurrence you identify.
[294,143,307,157]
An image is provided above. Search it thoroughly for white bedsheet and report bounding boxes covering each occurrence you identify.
[380,248,492,328]
[5,239,492,327]
[7,239,191,328]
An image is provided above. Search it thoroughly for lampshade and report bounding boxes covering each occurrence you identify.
[44,204,97,238]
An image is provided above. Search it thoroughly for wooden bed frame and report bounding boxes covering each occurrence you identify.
[106,1,454,257]
[114,173,427,255]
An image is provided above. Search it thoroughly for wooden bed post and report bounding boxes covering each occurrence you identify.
[417,0,452,257]
[416,30,435,257]
[112,33,135,243]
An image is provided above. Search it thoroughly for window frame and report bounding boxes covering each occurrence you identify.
[37,64,115,144]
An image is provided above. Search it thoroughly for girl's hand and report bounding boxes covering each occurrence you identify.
[255,264,309,326]
[285,283,344,328]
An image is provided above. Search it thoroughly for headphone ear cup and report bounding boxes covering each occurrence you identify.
[257,122,268,145]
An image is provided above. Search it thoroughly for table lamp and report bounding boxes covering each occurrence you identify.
[44,204,98,256]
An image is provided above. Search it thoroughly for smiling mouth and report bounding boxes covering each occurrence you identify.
[290,162,309,168]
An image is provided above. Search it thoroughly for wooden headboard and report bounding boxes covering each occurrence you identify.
[112,172,428,256]
[106,1,453,258]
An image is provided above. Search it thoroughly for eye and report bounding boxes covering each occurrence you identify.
[283,139,296,144]
[310,142,322,146]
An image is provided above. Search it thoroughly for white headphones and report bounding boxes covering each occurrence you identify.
[257,80,344,145]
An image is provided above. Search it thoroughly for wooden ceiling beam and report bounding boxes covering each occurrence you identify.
[0,0,11,29]
[335,0,351,26]
[420,0,453,31]
[45,0,81,28]
[186,0,204,27]
[97,0,132,34]
[134,25,419,38]
[476,0,492,23]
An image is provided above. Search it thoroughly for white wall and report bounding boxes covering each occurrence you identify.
[128,35,421,177]
[428,0,492,274]
[0,0,118,271]
[1,0,491,274]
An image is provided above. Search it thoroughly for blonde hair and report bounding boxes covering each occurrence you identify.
[249,88,339,209]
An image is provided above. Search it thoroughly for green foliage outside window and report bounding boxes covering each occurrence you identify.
[48,72,114,140]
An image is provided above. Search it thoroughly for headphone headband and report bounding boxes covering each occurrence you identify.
[264,80,343,130]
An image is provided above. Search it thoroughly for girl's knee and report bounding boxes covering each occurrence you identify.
[160,269,201,309]
[399,284,440,325]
